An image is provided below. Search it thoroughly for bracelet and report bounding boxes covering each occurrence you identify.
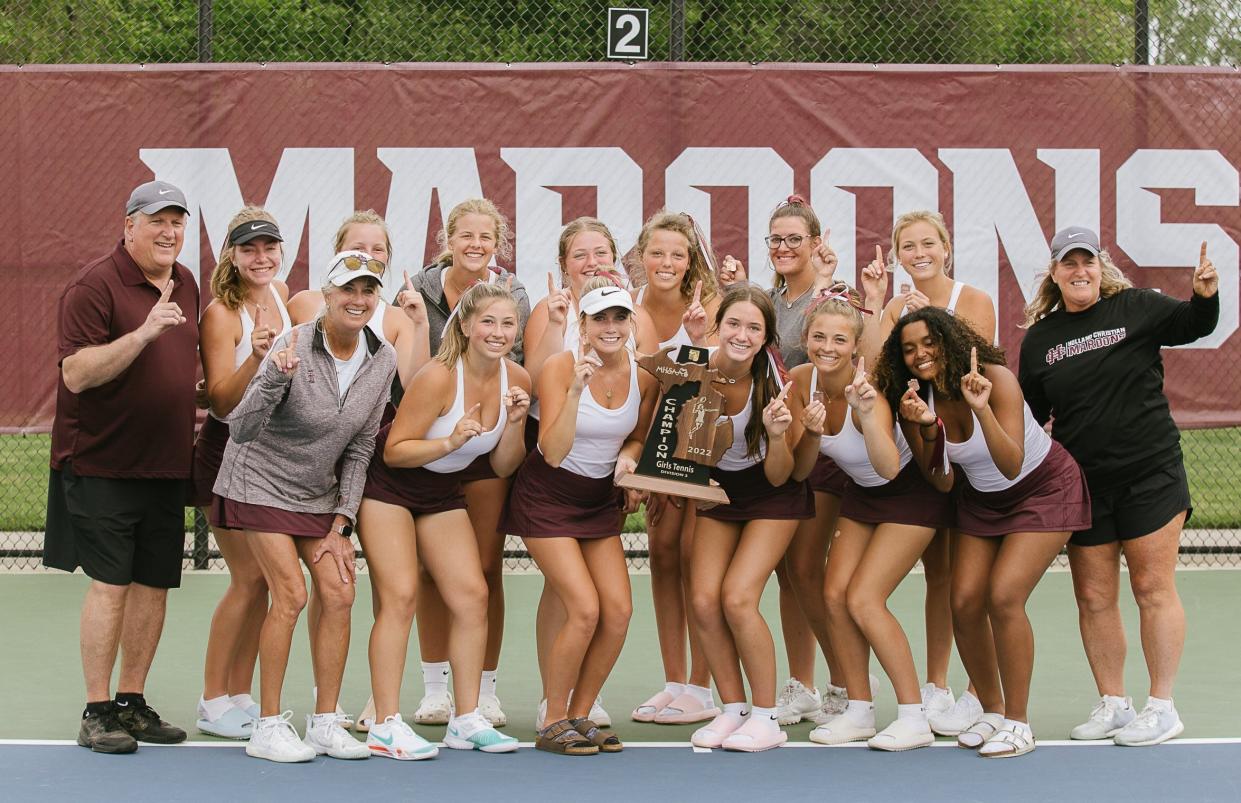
[920,417,942,441]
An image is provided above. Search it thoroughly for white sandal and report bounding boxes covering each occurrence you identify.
[957,712,1004,749]
[978,720,1035,758]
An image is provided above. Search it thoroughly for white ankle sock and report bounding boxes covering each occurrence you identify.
[685,684,714,705]
[228,693,256,712]
[310,712,337,728]
[897,703,928,722]
[663,681,686,698]
[422,661,450,696]
[722,701,750,722]
[1103,694,1131,709]
[845,700,875,725]
[1146,696,1174,711]
[480,670,498,697]
[749,706,779,732]
[200,694,233,721]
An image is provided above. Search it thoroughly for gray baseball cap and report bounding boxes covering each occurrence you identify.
[125,180,190,216]
[1050,227,1100,262]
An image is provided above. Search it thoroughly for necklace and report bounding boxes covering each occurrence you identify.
[781,280,815,309]
[712,365,747,385]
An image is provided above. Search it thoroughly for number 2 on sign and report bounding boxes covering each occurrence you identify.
[614,14,642,54]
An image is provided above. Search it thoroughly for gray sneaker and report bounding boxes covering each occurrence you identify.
[1114,702,1184,746]
[1070,696,1135,740]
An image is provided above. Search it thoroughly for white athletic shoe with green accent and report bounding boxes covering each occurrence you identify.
[445,710,519,753]
[366,714,439,761]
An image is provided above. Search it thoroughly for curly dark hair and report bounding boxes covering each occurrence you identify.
[873,306,1006,410]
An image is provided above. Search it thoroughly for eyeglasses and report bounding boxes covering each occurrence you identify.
[765,234,806,250]
[332,255,386,275]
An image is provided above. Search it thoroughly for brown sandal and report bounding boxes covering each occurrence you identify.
[570,717,623,753]
[536,719,598,755]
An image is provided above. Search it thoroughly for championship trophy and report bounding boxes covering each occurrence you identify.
[616,345,732,503]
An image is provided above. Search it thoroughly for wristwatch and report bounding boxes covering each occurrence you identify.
[333,522,354,538]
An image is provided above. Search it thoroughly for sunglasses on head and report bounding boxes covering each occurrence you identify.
[334,255,386,275]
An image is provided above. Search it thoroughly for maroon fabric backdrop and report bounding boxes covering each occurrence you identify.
[2,63,1237,431]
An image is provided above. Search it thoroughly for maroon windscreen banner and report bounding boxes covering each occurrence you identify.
[1,63,1237,431]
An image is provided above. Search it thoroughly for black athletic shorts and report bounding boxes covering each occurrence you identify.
[43,464,187,588]
[1070,460,1192,548]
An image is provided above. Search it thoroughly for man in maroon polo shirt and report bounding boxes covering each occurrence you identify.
[44,180,199,753]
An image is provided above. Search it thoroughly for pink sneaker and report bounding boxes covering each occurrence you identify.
[631,690,676,723]
[654,693,722,725]
[691,713,746,749]
[721,715,788,753]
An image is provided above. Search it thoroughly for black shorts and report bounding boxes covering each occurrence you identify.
[43,465,187,588]
[1070,460,1192,548]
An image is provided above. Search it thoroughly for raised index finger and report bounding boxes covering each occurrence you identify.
[970,346,978,375]
[547,273,555,296]
[855,356,867,384]
[158,277,175,303]
[692,279,702,304]
[776,381,793,403]
[1200,240,1208,264]
[404,269,414,291]
[875,244,883,266]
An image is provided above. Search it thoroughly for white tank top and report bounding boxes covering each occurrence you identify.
[530,297,636,421]
[930,391,1051,492]
[809,366,911,487]
[556,358,641,479]
[366,299,389,345]
[213,285,292,421]
[636,285,692,351]
[234,284,293,368]
[715,398,763,471]
[945,281,965,314]
[422,358,509,474]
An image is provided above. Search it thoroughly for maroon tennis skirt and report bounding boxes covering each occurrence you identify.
[189,416,229,509]
[840,460,953,529]
[956,441,1092,537]
[501,449,624,539]
[210,496,334,538]
[699,463,815,523]
[524,415,540,453]
[808,454,849,496]
[456,452,501,484]
[363,425,467,516]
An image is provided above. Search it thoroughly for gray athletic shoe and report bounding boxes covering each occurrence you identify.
[1113,701,1184,746]
[1070,695,1135,740]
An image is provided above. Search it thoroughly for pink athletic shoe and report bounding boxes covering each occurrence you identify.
[654,693,721,725]
[721,715,788,753]
[691,713,746,749]
[631,690,676,723]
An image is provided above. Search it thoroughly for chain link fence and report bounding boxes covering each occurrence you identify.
[2,1,1238,572]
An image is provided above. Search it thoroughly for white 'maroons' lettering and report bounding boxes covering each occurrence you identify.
[1045,327,1127,365]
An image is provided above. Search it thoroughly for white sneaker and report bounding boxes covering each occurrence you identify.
[366,714,438,761]
[930,690,983,736]
[809,711,876,745]
[478,693,507,727]
[246,712,315,763]
[979,719,1036,758]
[920,683,954,717]
[445,710,519,753]
[588,695,612,728]
[867,717,934,751]
[303,713,369,759]
[1070,695,1136,740]
[1113,701,1184,747]
[806,686,848,726]
[311,686,354,729]
[413,690,454,725]
[775,678,822,725]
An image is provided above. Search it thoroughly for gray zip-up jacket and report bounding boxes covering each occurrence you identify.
[408,262,531,364]
[214,320,397,523]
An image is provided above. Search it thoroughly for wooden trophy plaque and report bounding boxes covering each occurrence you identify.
[616,345,731,503]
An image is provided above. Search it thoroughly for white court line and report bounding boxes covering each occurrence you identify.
[4,737,1240,748]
